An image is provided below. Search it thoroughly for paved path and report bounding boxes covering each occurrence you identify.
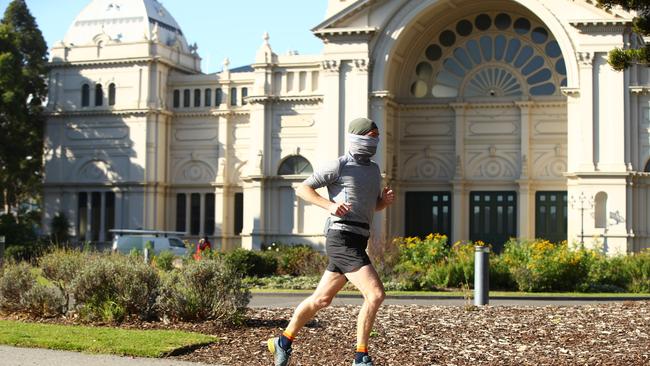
[249,292,650,307]
[0,346,216,366]
[2,294,648,365]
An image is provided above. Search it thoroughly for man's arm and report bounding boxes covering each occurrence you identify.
[375,186,395,211]
[296,183,351,217]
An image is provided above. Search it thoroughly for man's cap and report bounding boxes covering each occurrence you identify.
[348,117,378,135]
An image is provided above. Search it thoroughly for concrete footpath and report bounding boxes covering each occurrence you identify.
[2,294,649,366]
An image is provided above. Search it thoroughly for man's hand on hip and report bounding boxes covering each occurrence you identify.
[329,202,352,217]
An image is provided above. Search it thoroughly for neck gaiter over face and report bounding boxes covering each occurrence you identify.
[348,133,379,163]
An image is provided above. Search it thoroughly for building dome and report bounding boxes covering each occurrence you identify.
[63,0,189,51]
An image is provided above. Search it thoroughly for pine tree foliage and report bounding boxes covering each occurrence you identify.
[597,0,650,70]
[0,0,47,213]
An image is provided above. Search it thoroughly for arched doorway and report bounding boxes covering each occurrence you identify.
[373,3,571,250]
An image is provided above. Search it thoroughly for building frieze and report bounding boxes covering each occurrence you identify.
[46,108,173,117]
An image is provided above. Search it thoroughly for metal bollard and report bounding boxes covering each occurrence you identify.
[474,245,490,306]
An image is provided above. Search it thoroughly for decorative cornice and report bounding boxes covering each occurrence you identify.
[569,19,631,34]
[397,100,567,111]
[561,87,580,97]
[577,51,594,67]
[46,108,172,117]
[313,26,377,39]
[353,58,370,72]
[630,86,650,95]
[241,95,324,105]
[321,59,340,73]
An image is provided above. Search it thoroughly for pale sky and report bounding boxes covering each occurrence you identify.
[0,0,329,73]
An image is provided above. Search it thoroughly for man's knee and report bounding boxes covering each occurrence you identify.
[311,294,334,309]
[366,288,385,307]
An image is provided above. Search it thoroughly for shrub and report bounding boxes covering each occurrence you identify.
[22,284,66,318]
[393,234,450,290]
[270,244,327,276]
[71,255,160,322]
[0,262,36,312]
[623,250,650,293]
[157,259,250,323]
[39,248,87,312]
[502,240,593,292]
[489,255,516,290]
[224,248,277,277]
[154,251,176,272]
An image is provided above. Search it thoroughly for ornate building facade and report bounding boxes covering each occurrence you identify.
[43,0,650,254]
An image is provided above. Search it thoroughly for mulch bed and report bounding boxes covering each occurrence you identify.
[173,301,650,366]
[4,301,650,365]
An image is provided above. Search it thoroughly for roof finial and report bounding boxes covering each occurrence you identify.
[263,32,270,44]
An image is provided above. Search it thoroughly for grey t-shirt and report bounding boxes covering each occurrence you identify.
[302,153,382,236]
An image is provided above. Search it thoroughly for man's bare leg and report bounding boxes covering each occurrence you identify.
[345,264,386,351]
[284,270,348,336]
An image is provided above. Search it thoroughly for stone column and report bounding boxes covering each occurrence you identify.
[321,60,341,159]
[516,101,533,239]
[577,51,595,172]
[450,103,467,243]
[199,192,206,236]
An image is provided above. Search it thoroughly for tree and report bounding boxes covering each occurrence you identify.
[597,0,650,70]
[0,0,47,214]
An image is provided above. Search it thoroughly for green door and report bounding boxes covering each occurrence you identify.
[405,192,452,241]
[535,191,567,243]
[469,191,516,252]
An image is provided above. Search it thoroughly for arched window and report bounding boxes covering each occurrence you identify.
[645,159,650,172]
[108,83,116,106]
[204,88,212,107]
[278,155,313,175]
[81,84,90,107]
[241,87,248,105]
[173,90,180,108]
[410,12,566,99]
[95,84,103,106]
[230,87,238,106]
[194,89,201,107]
[594,192,607,229]
[215,88,223,106]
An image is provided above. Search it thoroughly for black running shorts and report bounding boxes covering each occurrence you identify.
[325,229,371,274]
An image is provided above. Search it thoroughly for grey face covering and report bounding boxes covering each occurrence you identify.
[348,133,379,162]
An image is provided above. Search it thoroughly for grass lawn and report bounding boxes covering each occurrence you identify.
[0,320,216,358]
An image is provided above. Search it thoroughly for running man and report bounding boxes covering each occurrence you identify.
[267,117,395,366]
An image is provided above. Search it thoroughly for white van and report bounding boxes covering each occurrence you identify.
[110,230,188,256]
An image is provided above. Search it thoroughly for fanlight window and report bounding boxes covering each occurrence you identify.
[278,156,313,175]
[411,12,566,99]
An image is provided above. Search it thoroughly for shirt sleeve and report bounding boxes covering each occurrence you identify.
[302,159,341,189]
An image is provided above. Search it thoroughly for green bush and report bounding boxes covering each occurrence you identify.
[623,250,650,293]
[0,262,36,312]
[157,259,250,323]
[154,251,176,272]
[489,255,516,290]
[39,248,87,312]
[501,240,593,292]
[223,248,277,277]
[22,284,66,318]
[267,244,327,276]
[392,234,449,290]
[71,255,160,322]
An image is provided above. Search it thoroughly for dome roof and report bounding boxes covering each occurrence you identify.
[63,0,189,51]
